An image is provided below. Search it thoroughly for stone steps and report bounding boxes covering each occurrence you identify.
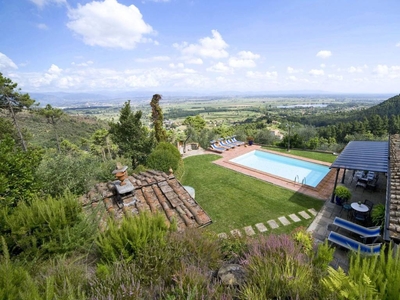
[218,208,316,239]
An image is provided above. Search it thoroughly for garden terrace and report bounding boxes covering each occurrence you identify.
[80,170,212,231]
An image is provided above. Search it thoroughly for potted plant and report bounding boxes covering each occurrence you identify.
[246,136,254,146]
[334,185,352,205]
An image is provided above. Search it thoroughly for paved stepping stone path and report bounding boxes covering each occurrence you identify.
[298,211,311,219]
[230,229,242,237]
[219,209,317,238]
[255,222,268,232]
[278,216,290,226]
[244,226,256,236]
[289,213,301,222]
[308,208,317,216]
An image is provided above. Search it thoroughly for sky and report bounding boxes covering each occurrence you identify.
[0,0,399,95]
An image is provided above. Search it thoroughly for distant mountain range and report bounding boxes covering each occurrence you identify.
[28,90,395,108]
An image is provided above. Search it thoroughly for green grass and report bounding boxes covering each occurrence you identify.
[262,146,337,163]
[181,154,324,234]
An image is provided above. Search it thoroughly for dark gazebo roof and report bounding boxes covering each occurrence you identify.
[330,141,389,173]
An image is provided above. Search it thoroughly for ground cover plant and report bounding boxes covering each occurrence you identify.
[181,154,324,233]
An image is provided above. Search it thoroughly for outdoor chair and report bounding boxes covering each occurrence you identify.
[336,197,352,218]
[352,210,367,224]
[363,199,374,210]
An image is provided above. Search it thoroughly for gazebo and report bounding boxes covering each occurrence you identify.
[329,140,391,240]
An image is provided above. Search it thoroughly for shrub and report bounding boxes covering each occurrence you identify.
[322,244,400,299]
[0,136,43,208]
[334,185,352,202]
[241,234,318,299]
[0,237,41,300]
[371,204,385,227]
[88,262,147,299]
[147,142,182,173]
[96,212,175,264]
[35,151,118,197]
[2,191,98,259]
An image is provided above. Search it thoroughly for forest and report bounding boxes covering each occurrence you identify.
[1,71,400,299]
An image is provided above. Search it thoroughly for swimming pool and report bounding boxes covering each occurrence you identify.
[230,150,330,187]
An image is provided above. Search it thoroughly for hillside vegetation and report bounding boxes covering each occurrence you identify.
[12,110,106,149]
[2,72,400,298]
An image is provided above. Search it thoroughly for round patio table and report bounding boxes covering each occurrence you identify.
[351,202,369,213]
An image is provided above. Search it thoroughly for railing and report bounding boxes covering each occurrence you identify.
[302,177,307,185]
[294,175,299,184]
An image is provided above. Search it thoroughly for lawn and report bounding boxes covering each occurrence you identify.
[262,146,338,163]
[181,154,325,234]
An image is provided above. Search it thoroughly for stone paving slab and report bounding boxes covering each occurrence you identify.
[278,216,290,226]
[244,226,256,236]
[308,208,318,216]
[230,229,242,237]
[288,213,301,222]
[267,219,279,229]
[298,210,311,219]
[255,223,268,233]
[218,232,227,239]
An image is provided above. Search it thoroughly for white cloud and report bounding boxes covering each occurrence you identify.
[287,67,303,74]
[246,71,278,79]
[206,62,230,73]
[228,51,260,68]
[183,68,196,73]
[320,63,326,68]
[236,51,260,60]
[316,50,332,59]
[37,23,48,30]
[328,74,343,80]
[169,63,184,69]
[347,66,363,73]
[374,64,389,76]
[396,42,400,47]
[72,60,94,67]
[175,30,229,59]
[29,0,66,8]
[135,56,170,63]
[228,58,255,68]
[185,58,203,65]
[374,64,400,78]
[66,0,154,49]
[309,69,324,76]
[0,52,18,69]
[30,64,63,87]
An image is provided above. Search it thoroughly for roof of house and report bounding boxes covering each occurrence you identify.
[79,170,212,231]
[388,134,400,241]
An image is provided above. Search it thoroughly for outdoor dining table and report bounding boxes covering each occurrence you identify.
[351,202,369,213]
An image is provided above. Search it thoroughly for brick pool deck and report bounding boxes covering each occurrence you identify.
[210,144,338,201]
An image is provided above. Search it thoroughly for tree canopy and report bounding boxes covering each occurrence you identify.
[109,100,155,168]
[0,73,37,151]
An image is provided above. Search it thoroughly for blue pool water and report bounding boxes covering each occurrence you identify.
[230,150,330,187]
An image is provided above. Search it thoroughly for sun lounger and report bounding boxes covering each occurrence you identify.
[231,136,245,145]
[331,217,381,242]
[225,137,243,146]
[218,139,235,149]
[209,143,226,153]
[327,231,381,255]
